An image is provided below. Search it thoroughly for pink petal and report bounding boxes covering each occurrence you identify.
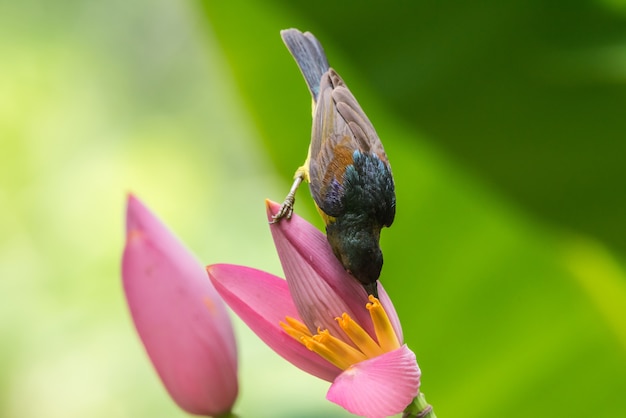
[122,195,238,416]
[207,263,341,382]
[326,345,420,418]
[266,200,403,343]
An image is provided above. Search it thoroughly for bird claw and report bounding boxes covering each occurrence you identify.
[271,174,304,224]
[270,199,295,224]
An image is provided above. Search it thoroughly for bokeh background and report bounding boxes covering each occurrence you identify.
[2,0,626,417]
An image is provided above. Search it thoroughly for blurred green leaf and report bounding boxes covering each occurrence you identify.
[207,0,626,254]
[199,1,626,417]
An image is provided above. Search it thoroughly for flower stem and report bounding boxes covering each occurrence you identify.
[403,392,436,418]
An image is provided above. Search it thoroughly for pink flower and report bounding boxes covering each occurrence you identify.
[207,200,420,418]
[121,195,238,416]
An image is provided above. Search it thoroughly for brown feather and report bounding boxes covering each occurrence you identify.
[321,140,354,188]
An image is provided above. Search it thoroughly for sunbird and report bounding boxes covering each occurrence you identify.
[272,29,395,298]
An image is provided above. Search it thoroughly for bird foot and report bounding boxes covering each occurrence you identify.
[271,174,304,224]
[270,197,295,224]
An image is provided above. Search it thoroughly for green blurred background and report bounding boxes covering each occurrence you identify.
[1,0,625,417]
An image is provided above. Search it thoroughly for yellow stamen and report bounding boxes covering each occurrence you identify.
[313,329,368,365]
[336,313,385,358]
[367,295,401,352]
[301,334,353,370]
[281,296,401,370]
[280,316,313,341]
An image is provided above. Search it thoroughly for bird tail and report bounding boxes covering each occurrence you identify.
[281,28,330,102]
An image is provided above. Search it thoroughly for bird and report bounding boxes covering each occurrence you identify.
[272,28,395,298]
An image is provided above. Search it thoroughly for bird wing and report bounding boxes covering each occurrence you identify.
[308,69,389,218]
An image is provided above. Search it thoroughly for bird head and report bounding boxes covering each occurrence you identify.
[326,222,383,291]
